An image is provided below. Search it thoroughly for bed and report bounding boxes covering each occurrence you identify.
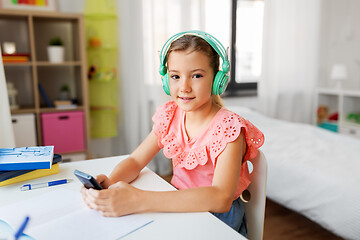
[228,106,360,240]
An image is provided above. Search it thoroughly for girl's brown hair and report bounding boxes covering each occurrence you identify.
[167,35,224,107]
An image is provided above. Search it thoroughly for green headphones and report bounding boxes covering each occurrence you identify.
[159,30,230,96]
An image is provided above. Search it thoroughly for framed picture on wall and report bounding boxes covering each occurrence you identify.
[0,0,57,12]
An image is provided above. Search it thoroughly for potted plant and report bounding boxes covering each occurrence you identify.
[47,37,64,63]
[59,83,70,100]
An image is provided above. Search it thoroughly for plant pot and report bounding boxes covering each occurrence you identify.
[47,46,64,63]
[59,90,70,100]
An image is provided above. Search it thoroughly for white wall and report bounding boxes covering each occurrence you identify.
[318,0,360,90]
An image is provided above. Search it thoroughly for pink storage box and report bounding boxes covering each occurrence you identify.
[41,111,85,153]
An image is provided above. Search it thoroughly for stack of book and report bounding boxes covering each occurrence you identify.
[1,53,30,63]
[54,100,77,109]
[0,146,61,187]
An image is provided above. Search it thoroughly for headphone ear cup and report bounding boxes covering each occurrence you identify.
[212,71,229,95]
[159,65,167,76]
[161,73,171,95]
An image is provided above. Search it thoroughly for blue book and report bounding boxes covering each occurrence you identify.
[38,83,53,108]
[0,146,54,171]
[0,154,61,182]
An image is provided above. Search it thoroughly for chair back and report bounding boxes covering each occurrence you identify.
[244,150,267,240]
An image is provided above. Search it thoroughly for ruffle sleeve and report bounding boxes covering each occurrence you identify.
[208,110,264,166]
[242,119,264,160]
[152,101,177,148]
[209,110,264,194]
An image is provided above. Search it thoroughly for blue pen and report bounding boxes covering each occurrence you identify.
[20,179,73,191]
[14,216,30,240]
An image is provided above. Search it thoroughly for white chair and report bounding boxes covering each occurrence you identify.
[243,150,268,240]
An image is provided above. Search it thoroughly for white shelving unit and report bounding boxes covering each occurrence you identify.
[316,88,360,138]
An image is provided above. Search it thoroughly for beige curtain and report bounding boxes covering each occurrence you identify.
[0,47,15,147]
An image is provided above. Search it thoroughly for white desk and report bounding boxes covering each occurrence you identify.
[0,156,245,240]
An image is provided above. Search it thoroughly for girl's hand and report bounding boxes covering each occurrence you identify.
[96,174,112,189]
[81,181,141,217]
[80,174,111,210]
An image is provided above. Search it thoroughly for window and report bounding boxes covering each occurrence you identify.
[141,0,231,86]
[227,0,264,96]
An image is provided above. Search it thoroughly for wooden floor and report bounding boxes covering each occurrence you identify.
[264,199,343,240]
[160,174,343,240]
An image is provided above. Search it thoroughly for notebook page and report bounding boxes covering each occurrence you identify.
[0,189,153,240]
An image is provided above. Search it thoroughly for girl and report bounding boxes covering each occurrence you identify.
[81,31,264,236]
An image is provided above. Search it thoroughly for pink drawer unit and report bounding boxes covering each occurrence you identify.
[41,111,85,153]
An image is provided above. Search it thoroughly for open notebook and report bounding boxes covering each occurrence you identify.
[0,189,153,240]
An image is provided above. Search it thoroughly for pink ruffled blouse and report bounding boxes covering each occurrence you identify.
[152,101,264,199]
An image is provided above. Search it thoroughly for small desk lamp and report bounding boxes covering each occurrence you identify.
[330,64,347,89]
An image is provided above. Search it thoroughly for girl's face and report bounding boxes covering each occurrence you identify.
[167,50,214,113]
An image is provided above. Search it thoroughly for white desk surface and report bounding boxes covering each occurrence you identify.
[0,155,245,240]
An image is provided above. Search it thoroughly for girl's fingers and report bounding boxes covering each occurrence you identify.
[101,211,117,217]
[86,188,108,199]
[81,183,136,217]
[83,189,115,212]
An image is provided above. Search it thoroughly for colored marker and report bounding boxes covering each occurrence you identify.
[20,179,72,191]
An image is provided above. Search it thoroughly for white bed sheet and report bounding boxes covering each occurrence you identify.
[228,106,360,240]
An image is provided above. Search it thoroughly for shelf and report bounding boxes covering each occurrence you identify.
[36,61,82,66]
[3,62,32,67]
[317,88,340,95]
[316,87,360,135]
[40,106,84,113]
[317,88,360,97]
[11,108,36,114]
[1,10,90,159]
[342,90,360,98]
[0,9,82,19]
[4,62,83,67]
[338,125,360,139]
[341,121,360,128]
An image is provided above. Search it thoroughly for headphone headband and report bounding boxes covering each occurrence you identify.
[159,30,230,96]
[159,30,230,75]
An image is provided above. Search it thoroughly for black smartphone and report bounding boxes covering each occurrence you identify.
[74,169,103,190]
